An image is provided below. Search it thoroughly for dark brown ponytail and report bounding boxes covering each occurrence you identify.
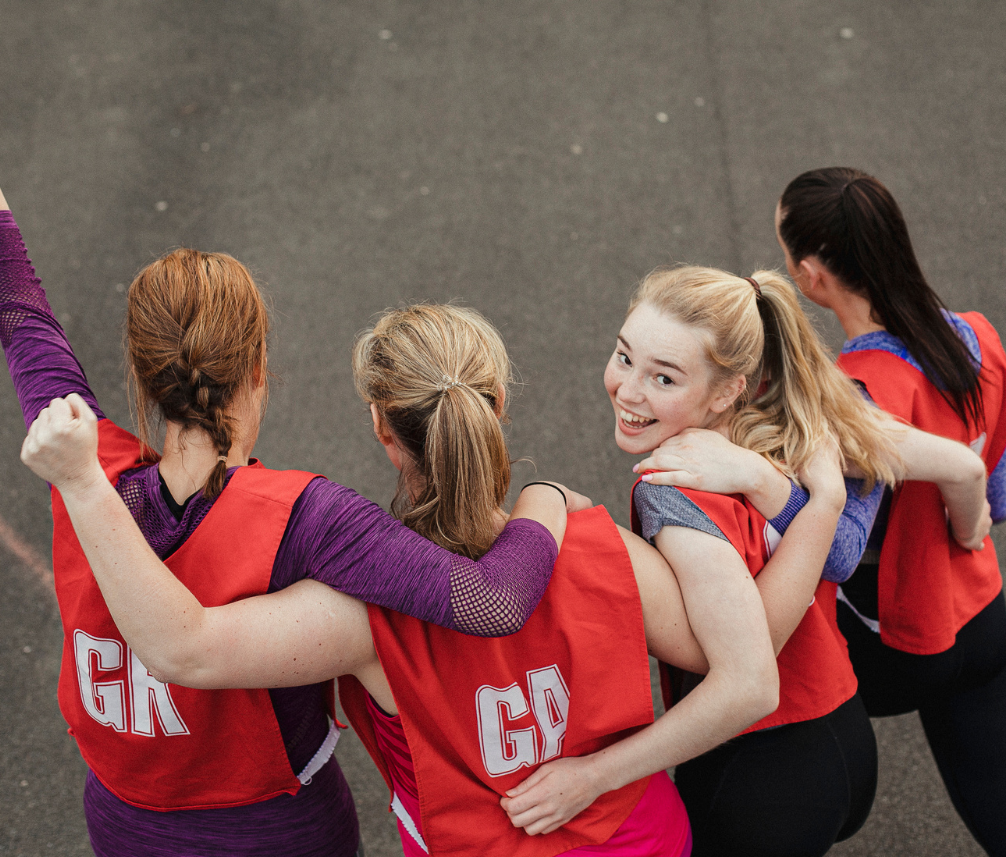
[779,167,982,427]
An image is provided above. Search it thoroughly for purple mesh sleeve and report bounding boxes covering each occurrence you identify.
[769,478,884,583]
[0,211,104,427]
[271,478,558,636]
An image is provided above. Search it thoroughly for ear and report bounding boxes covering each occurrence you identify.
[494,384,506,418]
[712,374,747,413]
[370,403,406,472]
[251,349,268,388]
[798,257,824,291]
[370,403,391,444]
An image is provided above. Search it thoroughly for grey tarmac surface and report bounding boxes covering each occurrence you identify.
[1,1,1004,855]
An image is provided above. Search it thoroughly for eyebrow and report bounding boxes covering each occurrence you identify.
[617,335,685,374]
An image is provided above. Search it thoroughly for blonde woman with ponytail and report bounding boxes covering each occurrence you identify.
[327,304,780,857]
[0,186,574,857]
[351,305,514,560]
[545,266,906,857]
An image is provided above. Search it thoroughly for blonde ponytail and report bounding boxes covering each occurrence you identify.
[353,305,512,559]
[733,271,896,488]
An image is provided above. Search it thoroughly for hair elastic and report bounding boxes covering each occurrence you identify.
[521,481,567,507]
[217,454,228,464]
[744,276,762,297]
[437,374,460,392]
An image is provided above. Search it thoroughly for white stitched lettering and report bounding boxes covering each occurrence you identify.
[129,649,190,736]
[475,664,572,776]
[527,665,569,762]
[74,630,126,732]
[73,630,189,736]
[476,683,537,776]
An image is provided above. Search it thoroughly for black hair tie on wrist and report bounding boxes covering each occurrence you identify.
[521,481,567,507]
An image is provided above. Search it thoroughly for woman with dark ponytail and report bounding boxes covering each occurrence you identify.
[778,167,1006,856]
[0,187,571,857]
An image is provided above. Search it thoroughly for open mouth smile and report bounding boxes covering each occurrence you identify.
[618,408,657,431]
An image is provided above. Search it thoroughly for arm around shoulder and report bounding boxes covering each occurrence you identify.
[22,395,378,689]
[889,422,990,549]
[500,521,778,837]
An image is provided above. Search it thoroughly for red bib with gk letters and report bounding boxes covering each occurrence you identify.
[52,419,317,810]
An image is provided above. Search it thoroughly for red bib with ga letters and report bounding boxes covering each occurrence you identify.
[632,483,858,732]
[838,312,1006,655]
[52,418,318,810]
[340,506,656,857]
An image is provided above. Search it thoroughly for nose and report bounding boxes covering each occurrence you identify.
[618,370,646,404]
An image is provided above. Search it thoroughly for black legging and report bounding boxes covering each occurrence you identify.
[674,694,877,857]
[838,590,1006,857]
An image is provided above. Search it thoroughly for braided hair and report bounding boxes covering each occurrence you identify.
[126,248,269,499]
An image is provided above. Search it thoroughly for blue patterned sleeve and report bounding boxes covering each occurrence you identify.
[989,453,1006,524]
[768,478,883,583]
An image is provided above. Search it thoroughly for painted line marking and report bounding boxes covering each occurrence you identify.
[0,511,53,594]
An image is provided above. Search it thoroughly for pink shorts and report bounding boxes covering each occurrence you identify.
[396,771,690,857]
[569,771,691,857]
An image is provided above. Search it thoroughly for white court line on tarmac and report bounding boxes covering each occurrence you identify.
[0,510,54,593]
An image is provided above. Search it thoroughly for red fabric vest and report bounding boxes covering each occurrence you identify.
[52,419,319,810]
[632,484,858,732]
[340,506,656,857]
[836,311,1006,654]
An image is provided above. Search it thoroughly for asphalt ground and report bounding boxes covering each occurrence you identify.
[1,1,1004,855]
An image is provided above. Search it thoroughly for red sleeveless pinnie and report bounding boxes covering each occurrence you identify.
[341,506,659,857]
[53,419,318,810]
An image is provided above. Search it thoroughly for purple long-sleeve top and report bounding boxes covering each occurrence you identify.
[0,211,558,857]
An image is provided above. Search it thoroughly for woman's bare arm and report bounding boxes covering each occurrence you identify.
[21,396,377,687]
[21,395,575,686]
[750,438,846,653]
[500,524,779,834]
[502,446,845,834]
[635,428,793,516]
[882,420,989,550]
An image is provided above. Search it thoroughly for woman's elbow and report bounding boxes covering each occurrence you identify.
[953,451,987,489]
[145,660,184,686]
[456,604,525,637]
[717,655,779,728]
[142,651,211,688]
[741,663,780,725]
[759,666,781,719]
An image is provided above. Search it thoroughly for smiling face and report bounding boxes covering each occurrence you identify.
[603,302,743,455]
